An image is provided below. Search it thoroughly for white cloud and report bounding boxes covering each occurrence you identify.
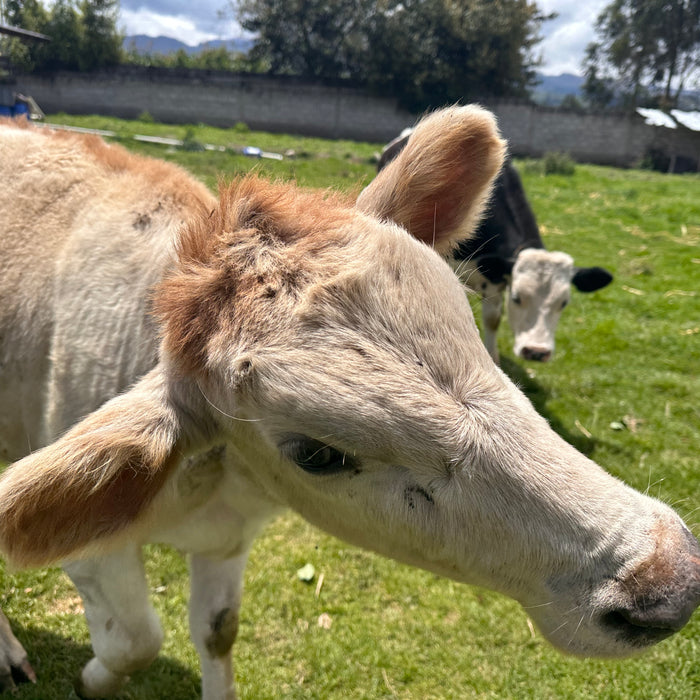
[120,9,216,45]
[119,5,244,46]
[537,0,607,75]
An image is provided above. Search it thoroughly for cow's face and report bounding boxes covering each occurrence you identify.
[174,199,698,658]
[507,249,612,362]
[507,249,573,361]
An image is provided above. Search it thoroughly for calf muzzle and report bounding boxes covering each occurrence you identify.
[604,528,700,646]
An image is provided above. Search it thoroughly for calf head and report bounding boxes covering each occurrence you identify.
[479,248,613,361]
[0,106,697,660]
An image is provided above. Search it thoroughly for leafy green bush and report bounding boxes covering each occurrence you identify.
[542,150,576,175]
[138,111,155,124]
[181,127,205,152]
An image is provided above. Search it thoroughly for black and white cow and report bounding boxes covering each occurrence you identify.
[378,131,613,363]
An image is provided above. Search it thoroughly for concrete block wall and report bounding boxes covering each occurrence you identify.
[15,67,700,168]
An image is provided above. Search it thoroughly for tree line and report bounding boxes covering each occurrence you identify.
[3,0,700,112]
[2,0,121,72]
[583,0,700,110]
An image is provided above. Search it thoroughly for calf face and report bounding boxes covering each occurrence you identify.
[503,249,612,361]
[0,104,697,690]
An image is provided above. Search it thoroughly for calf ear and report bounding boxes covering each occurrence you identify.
[357,105,506,255]
[0,366,192,568]
[476,254,514,285]
[572,266,613,293]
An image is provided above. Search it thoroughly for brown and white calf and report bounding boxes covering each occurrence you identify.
[0,107,698,700]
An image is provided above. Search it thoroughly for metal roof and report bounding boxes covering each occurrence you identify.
[670,109,700,131]
[637,107,700,132]
[637,108,677,129]
[0,24,50,42]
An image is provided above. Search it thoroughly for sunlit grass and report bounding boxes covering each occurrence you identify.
[1,114,699,698]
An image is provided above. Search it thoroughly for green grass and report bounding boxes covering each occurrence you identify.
[1,115,699,699]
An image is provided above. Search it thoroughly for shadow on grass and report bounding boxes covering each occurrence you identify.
[499,356,598,457]
[8,620,201,699]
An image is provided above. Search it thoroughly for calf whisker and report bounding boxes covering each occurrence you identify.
[522,600,554,610]
[196,380,263,423]
[547,619,569,638]
[568,613,586,647]
[452,233,500,282]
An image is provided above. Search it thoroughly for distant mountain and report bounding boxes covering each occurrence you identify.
[123,35,254,56]
[531,72,585,106]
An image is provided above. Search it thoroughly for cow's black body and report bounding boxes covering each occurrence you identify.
[377,129,613,362]
[453,160,544,282]
[378,132,543,280]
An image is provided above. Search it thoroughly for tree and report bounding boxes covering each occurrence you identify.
[234,0,551,111]
[79,0,121,71]
[365,0,549,110]
[583,0,700,110]
[43,0,82,71]
[2,0,121,72]
[237,0,377,79]
[2,0,50,71]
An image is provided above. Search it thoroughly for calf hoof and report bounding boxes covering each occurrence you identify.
[0,658,36,694]
[0,610,36,692]
[74,658,128,699]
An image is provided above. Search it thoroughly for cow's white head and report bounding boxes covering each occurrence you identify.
[502,248,612,362]
[0,106,696,663]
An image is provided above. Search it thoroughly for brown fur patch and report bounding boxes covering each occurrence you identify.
[155,176,356,374]
[0,375,181,568]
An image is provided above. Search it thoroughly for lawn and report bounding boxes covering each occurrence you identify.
[1,114,699,699]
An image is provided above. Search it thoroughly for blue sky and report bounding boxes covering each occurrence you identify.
[118,0,607,76]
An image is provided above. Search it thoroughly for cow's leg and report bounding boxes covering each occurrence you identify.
[189,552,250,700]
[480,283,505,363]
[0,608,35,692]
[65,545,163,698]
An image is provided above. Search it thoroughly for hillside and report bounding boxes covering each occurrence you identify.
[123,34,254,56]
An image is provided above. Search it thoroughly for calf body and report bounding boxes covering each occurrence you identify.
[378,136,613,362]
[0,109,698,699]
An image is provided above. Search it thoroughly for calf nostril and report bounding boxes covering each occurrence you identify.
[602,576,700,644]
[521,347,552,362]
[614,600,691,633]
[604,527,700,646]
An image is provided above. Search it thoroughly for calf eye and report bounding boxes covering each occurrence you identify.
[511,294,522,305]
[560,299,569,310]
[281,436,352,474]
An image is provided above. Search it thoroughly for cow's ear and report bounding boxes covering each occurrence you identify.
[572,266,613,293]
[477,254,514,285]
[357,105,506,255]
[0,365,200,568]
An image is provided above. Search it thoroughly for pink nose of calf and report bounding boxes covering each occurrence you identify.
[521,346,552,362]
[603,528,700,645]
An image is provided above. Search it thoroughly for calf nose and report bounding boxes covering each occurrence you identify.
[521,346,552,362]
[604,529,700,643]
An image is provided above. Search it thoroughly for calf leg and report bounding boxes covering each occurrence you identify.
[189,552,249,700]
[480,283,505,363]
[0,608,35,692]
[64,545,163,698]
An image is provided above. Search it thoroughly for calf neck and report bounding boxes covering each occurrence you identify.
[0,108,697,699]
